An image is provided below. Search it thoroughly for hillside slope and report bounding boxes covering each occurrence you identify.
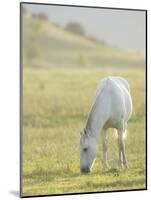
[22,13,145,68]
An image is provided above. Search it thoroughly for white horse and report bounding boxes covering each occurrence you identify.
[80,76,132,173]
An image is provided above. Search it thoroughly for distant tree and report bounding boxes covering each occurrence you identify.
[87,35,107,46]
[65,22,85,36]
[32,12,48,21]
[37,13,48,21]
[87,35,98,42]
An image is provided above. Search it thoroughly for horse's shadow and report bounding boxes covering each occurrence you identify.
[104,168,121,176]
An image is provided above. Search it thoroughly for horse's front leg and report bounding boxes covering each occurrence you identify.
[101,128,107,173]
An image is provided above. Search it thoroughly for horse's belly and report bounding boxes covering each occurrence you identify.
[103,118,119,129]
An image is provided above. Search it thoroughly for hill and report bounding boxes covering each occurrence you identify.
[22,13,145,68]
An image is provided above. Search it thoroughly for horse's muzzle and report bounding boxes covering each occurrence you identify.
[81,167,90,173]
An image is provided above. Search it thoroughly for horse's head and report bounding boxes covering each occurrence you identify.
[80,129,97,173]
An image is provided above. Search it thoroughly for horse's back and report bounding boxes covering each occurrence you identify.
[97,76,129,93]
[96,76,132,123]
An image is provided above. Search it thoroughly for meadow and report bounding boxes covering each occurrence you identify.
[22,66,146,196]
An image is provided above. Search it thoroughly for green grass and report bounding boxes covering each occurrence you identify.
[22,67,146,196]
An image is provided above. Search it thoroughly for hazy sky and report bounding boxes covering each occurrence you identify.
[23,3,146,51]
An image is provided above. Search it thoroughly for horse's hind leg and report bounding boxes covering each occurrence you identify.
[117,137,123,168]
[118,121,128,170]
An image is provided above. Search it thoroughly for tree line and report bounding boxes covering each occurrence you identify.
[23,7,106,44]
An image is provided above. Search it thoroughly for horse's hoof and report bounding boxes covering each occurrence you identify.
[124,164,129,171]
[118,160,123,168]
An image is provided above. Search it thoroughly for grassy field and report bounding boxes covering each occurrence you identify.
[22,67,146,196]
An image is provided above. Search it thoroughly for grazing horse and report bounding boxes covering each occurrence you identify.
[80,76,132,173]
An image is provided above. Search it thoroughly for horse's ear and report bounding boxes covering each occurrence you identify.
[84,128,87,135]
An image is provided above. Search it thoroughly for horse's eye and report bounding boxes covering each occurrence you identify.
[83,148,88,152]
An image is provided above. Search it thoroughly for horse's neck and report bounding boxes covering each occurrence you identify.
[85,104,105,138]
